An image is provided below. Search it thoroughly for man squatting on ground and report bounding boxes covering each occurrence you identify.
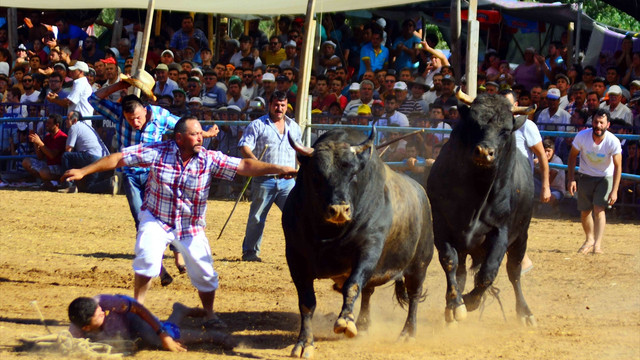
[68,294,237,352]
[62,116,297,330]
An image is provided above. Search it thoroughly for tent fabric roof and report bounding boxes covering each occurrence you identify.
[0,0,423,15]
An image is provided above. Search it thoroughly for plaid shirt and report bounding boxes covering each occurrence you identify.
[170,29,208,50]
[122,141,240,239]
[238,114,301,170]
[89,94,179,175]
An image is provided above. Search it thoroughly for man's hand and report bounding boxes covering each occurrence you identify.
[278,166,298,179]
[47,91,59,100]
[28,133,44,147]
[568,180,577,196]
[160,333,187,352]
[61,168,86,182]
[540,185,551,203]
[203,125,220,138]
[607,191,617,206]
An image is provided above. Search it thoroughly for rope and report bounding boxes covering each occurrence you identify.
[18,330,136,359]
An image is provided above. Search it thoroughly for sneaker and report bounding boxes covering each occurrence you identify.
[241,254,262,262]
[58,185,78,193]
[110,175,119,196]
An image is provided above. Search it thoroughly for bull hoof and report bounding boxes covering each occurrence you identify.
[444,308,455,323]
[454,304,467,321]
[519,314,537,327]
[291,343,314,359]
[334,317,358,338]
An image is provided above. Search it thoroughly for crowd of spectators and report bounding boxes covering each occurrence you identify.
[0,13,638,214]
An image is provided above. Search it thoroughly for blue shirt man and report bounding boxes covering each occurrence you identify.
[238,91,302,262]
[358,29,389,79]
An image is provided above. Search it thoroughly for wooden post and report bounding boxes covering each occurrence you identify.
[154,10,162,37]
[129,0,155,97]
[567,22,574,65]
[466,0,479,98]
[7,8,18,60]
[450,0,462,83]
[294,0,317,144]
[208,14,214,52]
[111,9,123,48]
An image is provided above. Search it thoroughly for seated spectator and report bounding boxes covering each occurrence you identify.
[68,295,236,352]
[395,81,421,115]
[153,64,179,99]
[602,85,633,126]
[230,35,262,69]
[22,113,67,184]
[497,60,514,87]
[317,40,342,75]
[432,75,458,117]
[536,138,565,207]
[555,73,571,109]
[275,75,296,107]
[564,82,587,116]
[19,73,40,103]
[408,77,430,113]
[3,128,33,181]
[186,76,203,103]
[169,88,189,117]
[43,73,69,116]
[428,104,451,143]
[226,75,246,110]
[81,36,104,65]
[59,111,114,194]
[379,125,407,162]
[1,88,27,164]
[377,94,409,127]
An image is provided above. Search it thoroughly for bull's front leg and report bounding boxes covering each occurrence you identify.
[334,253,378,338]
[463,226,508,312]
[437,240,466,322]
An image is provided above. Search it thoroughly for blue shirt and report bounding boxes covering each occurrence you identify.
[358,42,390,78]
[238,114,302,170]
[392,35,421,72]
[89,94,179,175]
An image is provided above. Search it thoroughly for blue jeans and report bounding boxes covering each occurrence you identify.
[123,171,149,229]
[61,152,112,194]
[242,177,295,257]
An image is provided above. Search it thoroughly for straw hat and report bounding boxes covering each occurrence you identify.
[120,70,156,101]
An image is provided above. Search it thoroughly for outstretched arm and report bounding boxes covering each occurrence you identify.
[93,79,130,100]
[128,301,187,352]
[61,152,125,182]
[236,158,297,178]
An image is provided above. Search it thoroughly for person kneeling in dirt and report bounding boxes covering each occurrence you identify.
[68,294,237,352]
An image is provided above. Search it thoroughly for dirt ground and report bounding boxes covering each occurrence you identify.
[0,189,638,360]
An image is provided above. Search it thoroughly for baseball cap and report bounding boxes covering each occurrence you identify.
[630,80,640,89]
[547,88,561,99]
[357,104,372,115]
[393,81,408,91]
[229,75,242,83]
[172,88,187,96]
[106,47,120,58]
[161,49,174,58]
[485,81,499,88]
[227,105,242,112]
[100,57,117,65]
[155,64,169,71]
[284,40,297,48]
[188,97,202,104]
[555,73,570,84]
[372,99,384,107]
[607,85,622,95]
[190,68,203,76]
[262,73,276,82]
[349,83,360,91]
[188,76,201,83]
[322,40,336,48]
[376,18,386,28]
[69,61,89,73]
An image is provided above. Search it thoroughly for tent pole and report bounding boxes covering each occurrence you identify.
[208,14,214,52]
[130,0,155,97]
[111,9,123,47]
[466,0,479,98]
[450,0,462,83]
[575,0,582,64]
[7,8,18,60]
[154,10,162,37]
[294,0,317,143]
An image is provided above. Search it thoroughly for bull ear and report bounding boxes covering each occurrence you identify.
[288,132,314,157]
[513,114,527,132]
[350,125,376,156]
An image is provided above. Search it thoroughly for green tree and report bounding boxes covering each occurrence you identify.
[566,0,640,32]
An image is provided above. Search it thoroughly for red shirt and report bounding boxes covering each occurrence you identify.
[44,129,68,165]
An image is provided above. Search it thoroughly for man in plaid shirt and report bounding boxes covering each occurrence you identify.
[90,80,219,282]
[63,116,296,328]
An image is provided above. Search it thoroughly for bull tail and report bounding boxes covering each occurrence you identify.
[394,280,410,309]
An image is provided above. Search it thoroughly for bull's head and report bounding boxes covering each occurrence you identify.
[288,128,376,224]
[455,92,525,168]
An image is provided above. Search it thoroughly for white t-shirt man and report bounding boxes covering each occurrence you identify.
[377,111,410,127]
[67,76,95,120]
[515,118,543,170]
[572,128,622,177]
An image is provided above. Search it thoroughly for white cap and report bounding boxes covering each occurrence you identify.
[107,47,120,58]
[547,88,561,99]
[0,62,9,76]
[161,49,174,58]
[69,61,89,73]
[349,82,360,91]
[188,97,203,104]
[322,40,336,48]
[227,105,242,112]
[376,18,386,28]
[393,81,408,91]
[262,73,276,82]
[284,40,297,48]
[607,85,622,95]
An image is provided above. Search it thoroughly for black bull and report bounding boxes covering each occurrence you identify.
[283,129,434,358]
[426,94,536,325]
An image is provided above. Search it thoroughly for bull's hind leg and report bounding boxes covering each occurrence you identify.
[463,227,508,312]
[399,268,427,339]
[288,254,317,358]
[355,286,374,333]
[437,241,467,322]
[506,239,536,326]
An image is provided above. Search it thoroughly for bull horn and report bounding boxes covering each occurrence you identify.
[456,89,475,105]
[350,125,376,155]
[512,105,536,116]
[288,132,314,157]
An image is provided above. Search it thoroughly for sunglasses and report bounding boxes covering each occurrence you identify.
[270,42,279,46]
[243,74,253,78]
[22,79,33,82]
[583,72,594,76]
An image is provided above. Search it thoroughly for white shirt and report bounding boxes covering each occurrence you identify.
[603,102,633,126]
[67,76,95,120]
[549,154,565,191]
[572,129,622,177]
[378,111,410,127]
[20,90,41,104]
[515,118,543,170]
[537,107,571,131]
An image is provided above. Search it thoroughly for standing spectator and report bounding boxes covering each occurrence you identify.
[358,26,389,79]
[279,40,299,71]
[582,65,597,91]
[241,67,258,102]
[568,109,622,254]
[239,91,301,262]
[43,72,69,116]
[344,79,374,116]
[536,88,570,131]
[47,61,94,121]
[311,75,337,112]
[514,47,543,90]
[432,75,458,117]
[22,114,67,183]
[262,36,286,67]
[170,15,208,53]
[317,40,341,75]
[555,73,571,109]
[408,77,430,113]
[539,139,565,207]
[377,94,409,127]
[81,36,104,65]
[601,85,633,126]
[226,76,246,110]
[201,70,226,109]
[63,116,295,326]
[54,18,87,53]
[392,19,421,73]
[230,35,262,69]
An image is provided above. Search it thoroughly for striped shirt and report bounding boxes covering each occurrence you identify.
[238,114,302,170]
[89,94,179,175]
[122,141,240,238]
